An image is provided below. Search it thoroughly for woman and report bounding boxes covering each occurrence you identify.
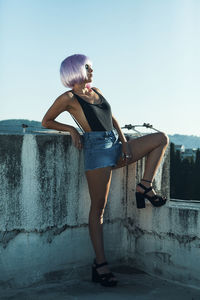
[42,54,169,287]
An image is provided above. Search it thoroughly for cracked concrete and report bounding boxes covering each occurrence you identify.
[0,264,200,300]
[0,134,200,290]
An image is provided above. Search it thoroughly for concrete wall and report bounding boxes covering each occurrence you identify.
[0,133,199,289]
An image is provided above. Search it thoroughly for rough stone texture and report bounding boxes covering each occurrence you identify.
[0,135,23,230]
[0,133,199,291]
[125,157,200,289]
[0,133,126,287]
[1,264,200,300]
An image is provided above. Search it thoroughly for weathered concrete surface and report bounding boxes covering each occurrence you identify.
[125,159,200,289]
[0,133,129,287]
[0,133,200,291]
[0,264,200,300]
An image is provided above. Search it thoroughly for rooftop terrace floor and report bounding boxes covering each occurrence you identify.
[1,264,199,300]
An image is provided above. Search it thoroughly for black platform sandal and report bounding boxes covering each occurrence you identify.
[135,179,167,209]
[92,259,118,287]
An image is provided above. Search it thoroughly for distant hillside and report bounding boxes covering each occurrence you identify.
[1,120,200,148]
[0,119,48,133]
[168,134,200,149]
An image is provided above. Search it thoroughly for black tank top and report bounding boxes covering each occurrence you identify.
[72,88,114,132]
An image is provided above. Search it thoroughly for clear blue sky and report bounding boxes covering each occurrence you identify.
[1,0,200,136]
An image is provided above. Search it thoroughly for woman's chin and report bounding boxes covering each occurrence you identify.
[84,78,93,85]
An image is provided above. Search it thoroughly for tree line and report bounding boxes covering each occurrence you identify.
[170,143,200,200]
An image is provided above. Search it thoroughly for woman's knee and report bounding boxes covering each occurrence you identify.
[89,206,105,224]
[159,132,169,146]
[90,204,105,217]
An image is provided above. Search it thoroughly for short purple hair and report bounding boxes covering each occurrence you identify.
[60,54,92,88]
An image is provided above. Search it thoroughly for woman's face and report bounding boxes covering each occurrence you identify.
[85,63,93,82]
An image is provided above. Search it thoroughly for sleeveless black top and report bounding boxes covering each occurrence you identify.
[72,88,114,132]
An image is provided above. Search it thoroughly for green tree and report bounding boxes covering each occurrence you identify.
[170,143,198,200]
[170,143,182,198]
[193,148,200,199]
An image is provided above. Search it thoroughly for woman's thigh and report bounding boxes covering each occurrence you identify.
[85,166,112,208]
[127,132,168,164]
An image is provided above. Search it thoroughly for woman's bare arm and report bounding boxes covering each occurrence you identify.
[42,93,83,149]
[112,115,132,162]
[42,93,74,132]
[112,115,127,144]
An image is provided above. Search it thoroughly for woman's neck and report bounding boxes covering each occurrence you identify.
[72,84,92,95]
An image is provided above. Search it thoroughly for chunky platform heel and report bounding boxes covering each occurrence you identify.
[135,179,167,209]
[136,191,146,208]
[92,259,118,287]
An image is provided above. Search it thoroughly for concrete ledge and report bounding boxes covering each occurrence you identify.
[0,134,199,289]
[1,264,200,299]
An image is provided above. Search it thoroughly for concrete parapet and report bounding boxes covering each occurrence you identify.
[0,133,199,289]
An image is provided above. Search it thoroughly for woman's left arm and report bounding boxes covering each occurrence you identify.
[112,115,127,144]
[112,115,132,160]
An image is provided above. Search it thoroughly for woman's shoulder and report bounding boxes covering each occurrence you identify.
[58,90,74,102]
[51,90,74,110]
[92,87,104,96]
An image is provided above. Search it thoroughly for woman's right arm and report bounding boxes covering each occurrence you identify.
[42,93,83,150]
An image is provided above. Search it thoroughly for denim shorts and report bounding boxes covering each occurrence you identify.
[83,129,122,171]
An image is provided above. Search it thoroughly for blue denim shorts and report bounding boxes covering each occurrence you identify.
[83,129,122,171]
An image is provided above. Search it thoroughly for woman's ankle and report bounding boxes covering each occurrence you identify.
[141,178,152,183]
[95,257,107,264]
[141,178,153,186]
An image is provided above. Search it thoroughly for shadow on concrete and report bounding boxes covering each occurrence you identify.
[0,264,200,300]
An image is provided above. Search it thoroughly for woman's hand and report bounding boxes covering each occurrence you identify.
[114,141,132,169]
[121,141,132,163]
[69,127,83,150]
[112,115,132,163]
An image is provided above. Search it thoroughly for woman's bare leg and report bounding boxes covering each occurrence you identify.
[85,166,117,281]
[127,132,169,195]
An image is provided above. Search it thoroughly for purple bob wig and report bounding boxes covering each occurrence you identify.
[60,54,93,88]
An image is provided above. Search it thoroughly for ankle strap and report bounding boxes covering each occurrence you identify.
[94,259,108,268]
[137,183,152,194]
[141,179,152,183]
